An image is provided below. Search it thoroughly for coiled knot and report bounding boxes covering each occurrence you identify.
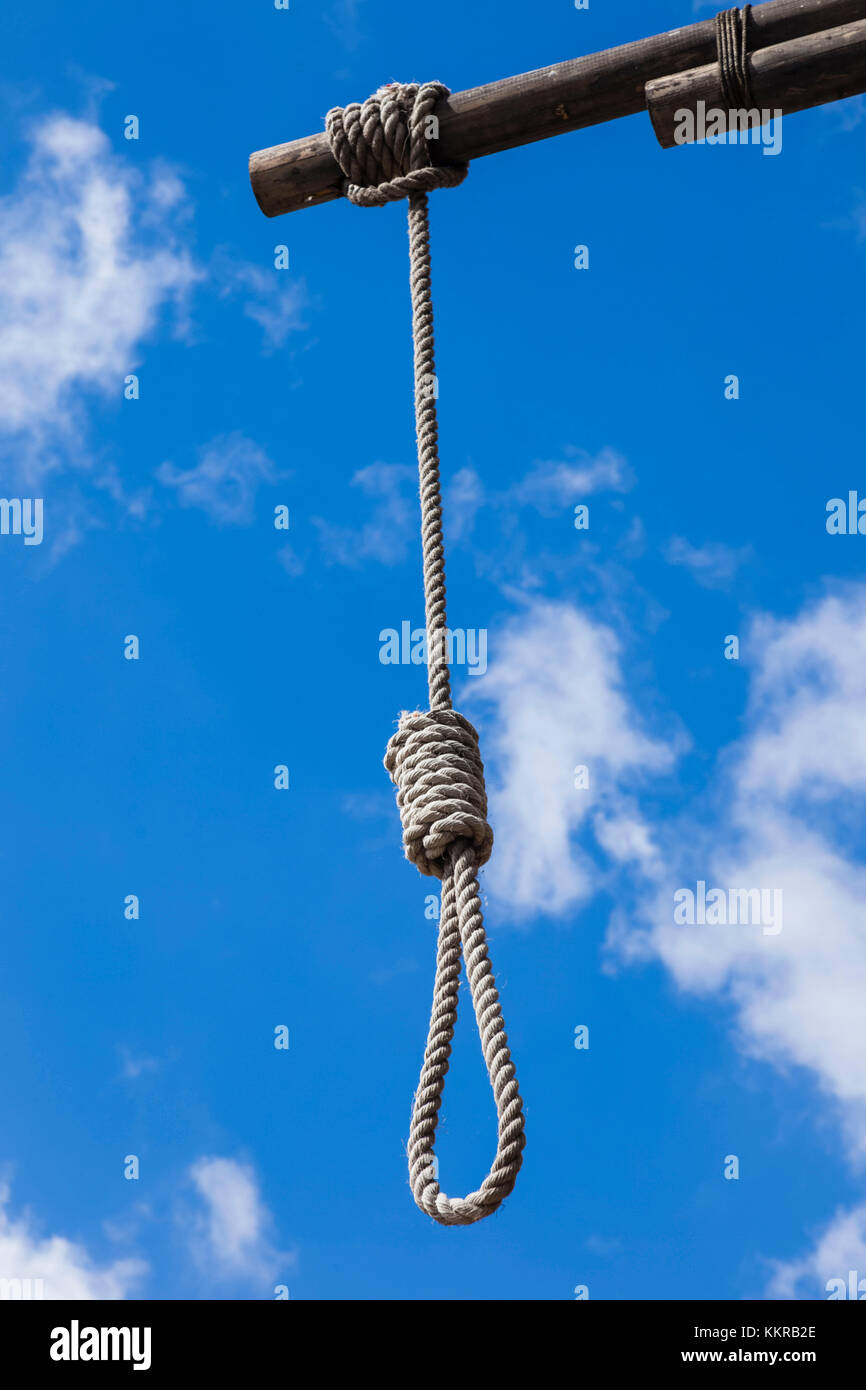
[384,709,494,879]
[325,81,468,207]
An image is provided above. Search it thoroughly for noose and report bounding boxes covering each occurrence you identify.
[326,82,526,1225]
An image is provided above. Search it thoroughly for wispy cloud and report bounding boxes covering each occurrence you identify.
[767,1204,866,1299]
[215,255,308,352]
[466,598,677,920]
[445,466,486,543]
[314,462,416,566]
[609,587,866,1163]
[313,448,631,573]
[447,447,631,531]
[0,110,312,559]
[276,543,304,576]
[118,1047,160,1081]
[157,432,277,525]
[443,448,638,595]
[0,1181,146,1299]
[472,579,866,1247]
[665,535,752,589]
[184,1157,292,1286]
[0,114,197,480]
[324,0,364,50]
[509,447,631,515]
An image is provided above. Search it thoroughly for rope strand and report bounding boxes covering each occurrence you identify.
[326,81,525,1225]
[408,187,452,712]
[716,6,754,110]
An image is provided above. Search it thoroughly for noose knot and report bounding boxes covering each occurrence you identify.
[384,709,493,880]
[325,81,468,207]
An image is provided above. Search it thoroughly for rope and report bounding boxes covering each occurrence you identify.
[326,82,526,1226]
[715,6,754,110]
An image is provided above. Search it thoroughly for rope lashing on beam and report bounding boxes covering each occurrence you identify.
[716,5,755,108]
[325,82,526,1226]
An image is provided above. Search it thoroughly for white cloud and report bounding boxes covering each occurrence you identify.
[449,448,631,530]
[216,258,307,351]
[637,816,866,1145]
[314,462,415,566]
[0,1182,145,1299]
[610,587,866,1159]
[185,1157,290,1284]
[277,543,304,576]
[313,449,631,575]
[465,599,676,920]
[0,111,301,552]
[118,1047,160,1081]
[767,1204,866,1299]
[467,584,866,1155]
[509,447,631,515]
[665,535,751,589]
[157,432,277,525]
[0,114,197,476]
[445,466,486,542]
[584,1233,624,1257]
[441,448,638,597]
[470,583,866,1258]
[324,0,363,49]
[737,589,866,801]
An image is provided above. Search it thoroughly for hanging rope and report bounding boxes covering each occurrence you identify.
[715,6,754,110]
[326,82,526,1226]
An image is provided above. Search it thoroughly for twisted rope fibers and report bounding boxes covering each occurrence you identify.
[326,82,526,1225]
[716,6,754,110]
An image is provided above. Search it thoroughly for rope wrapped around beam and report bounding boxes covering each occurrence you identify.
[326,81,526,1226]
[716,5,755,108]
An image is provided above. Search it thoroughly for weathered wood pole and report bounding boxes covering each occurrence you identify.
[249,0,866,217]
[647,17,866,145]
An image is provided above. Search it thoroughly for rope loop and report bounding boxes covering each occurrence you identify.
[325,81,468,207]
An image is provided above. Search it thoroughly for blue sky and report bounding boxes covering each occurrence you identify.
[1,0,866,1300]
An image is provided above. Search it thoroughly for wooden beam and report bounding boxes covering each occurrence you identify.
[647,18,866,145]
[249,0,866,217]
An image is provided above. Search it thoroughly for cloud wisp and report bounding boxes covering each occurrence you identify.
[465,597,677,920]
[469,582,866,1295]
[0,1182,146,1299]
[157,432,277,525]
[0,114,198,480]
[183,1157,292,1288]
